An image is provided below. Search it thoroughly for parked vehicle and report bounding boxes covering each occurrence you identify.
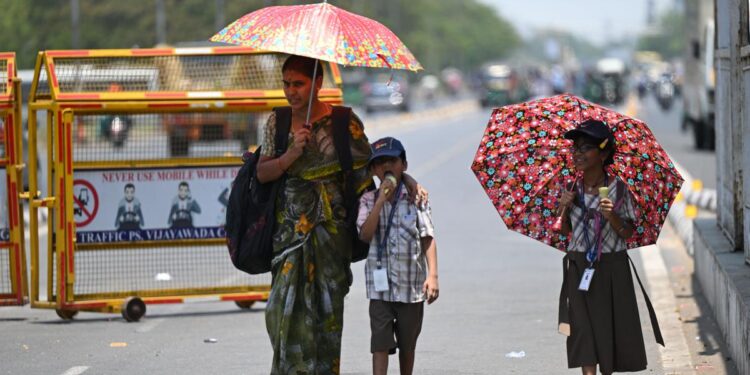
[361,72,411,114]
[595,58,627,105]
[682,0,715,150]
[478,63,517,108]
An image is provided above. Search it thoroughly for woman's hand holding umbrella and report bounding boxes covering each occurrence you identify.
[290,127,310,155]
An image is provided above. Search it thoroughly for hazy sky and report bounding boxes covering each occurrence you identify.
[478,0,676,45]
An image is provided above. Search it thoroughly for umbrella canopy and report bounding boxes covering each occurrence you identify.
[210,2,422,72]
[471,94,684,251]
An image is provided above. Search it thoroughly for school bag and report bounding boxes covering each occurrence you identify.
[225,107,291,274]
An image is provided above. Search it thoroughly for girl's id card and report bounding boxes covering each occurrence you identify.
[578,268,595,291]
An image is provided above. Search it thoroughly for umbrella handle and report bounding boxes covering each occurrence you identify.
[304,58,320,128]
[552,208,567,232]
[552,179,577,232]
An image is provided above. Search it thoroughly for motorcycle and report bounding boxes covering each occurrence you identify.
[655,76,675,111]
[100,115,132,148]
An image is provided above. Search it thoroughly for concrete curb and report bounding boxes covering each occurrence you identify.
[669,162,699,255]
[693,219,750,375]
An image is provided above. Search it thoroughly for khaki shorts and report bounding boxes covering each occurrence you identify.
[369,299,424,354]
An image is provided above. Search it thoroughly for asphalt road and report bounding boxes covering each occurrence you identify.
[0,93,727,374]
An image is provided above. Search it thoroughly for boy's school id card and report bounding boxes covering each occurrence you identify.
[373,268,389,292]
[578,268,595,291]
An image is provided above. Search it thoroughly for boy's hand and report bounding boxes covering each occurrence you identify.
[376,176,396,204]
[423,275,439,304]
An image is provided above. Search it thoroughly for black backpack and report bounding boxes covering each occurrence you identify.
[225,107,291,274]
[330,107,373,262]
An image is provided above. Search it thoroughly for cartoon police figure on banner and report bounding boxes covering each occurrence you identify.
[115,183,144,231]
[168,181,201,229]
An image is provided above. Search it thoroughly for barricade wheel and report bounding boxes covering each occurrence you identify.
[121,297,146,322]
[55,309,78,320]
[235,301,255,309]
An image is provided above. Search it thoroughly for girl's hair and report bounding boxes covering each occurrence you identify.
[282,55,324,80]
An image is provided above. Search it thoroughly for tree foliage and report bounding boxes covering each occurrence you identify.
[636,8,685,60]
[0,0,519,72]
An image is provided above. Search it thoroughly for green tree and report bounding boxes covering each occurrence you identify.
[637,8,685,59]
[2,0,519,73]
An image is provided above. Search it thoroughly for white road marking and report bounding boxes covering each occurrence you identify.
[638,246,695,374]
[409,134,478,180]
[60,366,89,375]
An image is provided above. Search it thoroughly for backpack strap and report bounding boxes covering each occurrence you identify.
[331,106,354,173]
[273,107,292,157]
[330,106,358,223]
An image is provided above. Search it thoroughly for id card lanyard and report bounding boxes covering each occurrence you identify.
[577,174,608,291]
[376,182,403,269]
[578,173,609,266]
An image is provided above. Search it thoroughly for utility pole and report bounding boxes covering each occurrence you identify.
[215,0,225,32]
[156,0,167,45]
[353,0,364,14]
[71,0,80,49]
[646,0,656,26]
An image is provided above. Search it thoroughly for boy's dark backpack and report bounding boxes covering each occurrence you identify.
[225,107,291,274]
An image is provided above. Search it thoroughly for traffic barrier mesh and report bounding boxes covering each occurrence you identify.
[48,54,336,94]
[0,248,10,294]
[1,112,9,296]
[0,60,6,94]
[72,246,271,298]
[72,111,272,161]
[0,117,5,158]
[65,108,275,301]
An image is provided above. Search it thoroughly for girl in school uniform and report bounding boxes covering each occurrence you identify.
[557,119,663,375]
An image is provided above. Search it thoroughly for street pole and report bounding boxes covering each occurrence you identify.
[156,0,167,45]
[71,0,80,49]
[215,0,225,32]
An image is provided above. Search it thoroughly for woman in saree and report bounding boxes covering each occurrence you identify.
[256,55,422,374]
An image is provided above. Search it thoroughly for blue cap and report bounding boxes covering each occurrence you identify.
[369,137,406,164]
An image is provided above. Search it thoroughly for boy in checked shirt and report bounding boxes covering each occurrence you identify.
[357,137,439,375]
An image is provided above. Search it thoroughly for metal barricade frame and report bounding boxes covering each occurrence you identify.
[0,52,28,306]
[26,47,344,320]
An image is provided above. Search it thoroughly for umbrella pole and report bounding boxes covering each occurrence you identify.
[304,58,320,127]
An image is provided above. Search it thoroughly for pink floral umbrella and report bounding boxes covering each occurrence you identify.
[210,1,421,72]
[210,1,421,123]
[471,94,684,251]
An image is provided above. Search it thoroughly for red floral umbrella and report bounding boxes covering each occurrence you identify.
[210,1,422,72]
[471,94,684,251]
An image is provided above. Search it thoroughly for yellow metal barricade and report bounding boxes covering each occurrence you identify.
[26,47,344,320]
[0,52,28,306]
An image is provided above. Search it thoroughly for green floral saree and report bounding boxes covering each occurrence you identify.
[261,111,372,374]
